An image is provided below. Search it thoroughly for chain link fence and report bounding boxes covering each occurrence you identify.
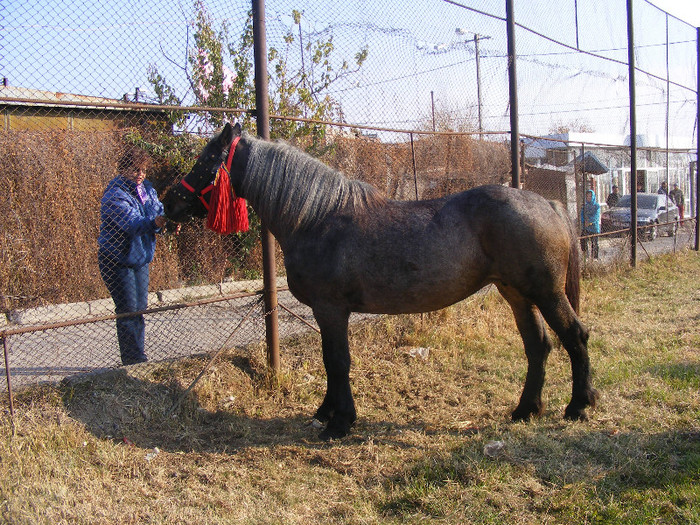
[1,0,698,397]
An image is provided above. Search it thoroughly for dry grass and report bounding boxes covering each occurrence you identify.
[1,250,699,524]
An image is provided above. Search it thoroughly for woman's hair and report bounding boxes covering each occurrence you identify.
[118,145,152,173]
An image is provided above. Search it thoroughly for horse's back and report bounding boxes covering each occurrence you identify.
[456,185,566,228]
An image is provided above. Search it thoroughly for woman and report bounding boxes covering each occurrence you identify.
[98,146,166,365]
[580,189,600,259]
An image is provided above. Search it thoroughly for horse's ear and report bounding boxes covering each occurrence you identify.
[219,122,234,146]
[232,122,242,137]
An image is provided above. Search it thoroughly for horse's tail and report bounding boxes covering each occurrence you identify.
[549,200,581,314]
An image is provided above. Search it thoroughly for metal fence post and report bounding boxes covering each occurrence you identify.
[410,133,418,200]
[627,0,638,266]
[252,0,280,371]
[695,27,699,251]
[2,335,15,428]
[580,142,585,236]
[506,0,520,189]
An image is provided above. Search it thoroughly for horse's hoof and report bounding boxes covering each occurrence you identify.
[511,410,531,422]
[564,410,588,421]
[564,388,599,421]
[318,417,354,441]
[319,426,349,441]
[511,401,543,422]
[563,404,589,421]
[313,408,332,424]
[588,388,600,408]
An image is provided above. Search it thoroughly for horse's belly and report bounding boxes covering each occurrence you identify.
[354,273,487,314]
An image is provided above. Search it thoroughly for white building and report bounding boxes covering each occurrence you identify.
[523,132,696,213]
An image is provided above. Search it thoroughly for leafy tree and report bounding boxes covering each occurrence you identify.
[148,1,368,145]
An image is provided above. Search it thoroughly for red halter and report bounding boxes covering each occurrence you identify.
[178,135,247,233]
[180,178,213,211]
[179,135,240,210]
[180,136,240,210]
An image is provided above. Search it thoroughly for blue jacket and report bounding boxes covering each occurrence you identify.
[98,175,164,267]
[580,189,601,234]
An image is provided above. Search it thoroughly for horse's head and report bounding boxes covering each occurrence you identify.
[163,122,247,222]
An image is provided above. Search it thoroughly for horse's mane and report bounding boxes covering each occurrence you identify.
[243,134,387,234]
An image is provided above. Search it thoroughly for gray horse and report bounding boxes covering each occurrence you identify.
[162,123,598,440]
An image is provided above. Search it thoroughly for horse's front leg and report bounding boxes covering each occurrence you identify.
[313,307,356,440]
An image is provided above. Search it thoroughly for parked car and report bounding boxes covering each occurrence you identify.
[600,193,678,241]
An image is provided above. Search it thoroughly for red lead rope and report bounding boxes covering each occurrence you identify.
[205,136,249,234]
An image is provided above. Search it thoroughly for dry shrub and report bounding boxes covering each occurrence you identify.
[329,135,399,194]
[0,130,120,307]
[327,133,510,199]
[0,130,260,310]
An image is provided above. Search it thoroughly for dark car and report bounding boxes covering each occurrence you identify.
[601,193,678,241]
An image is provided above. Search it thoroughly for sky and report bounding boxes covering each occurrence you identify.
[650,0,700,26]
[1,0,698,143]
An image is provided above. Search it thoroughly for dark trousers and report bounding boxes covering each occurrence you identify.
[98,255,150,365]
[580,235,599,259]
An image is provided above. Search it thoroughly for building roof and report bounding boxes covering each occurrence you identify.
[568,151,608,174]
[0,86,163,114]
[524,131,695,159]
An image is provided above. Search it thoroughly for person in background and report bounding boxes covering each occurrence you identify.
[98,146,166,365]
[580,189,600,259]
[606,185,620,208]
[669,182,684,225]
[658,181,669,196]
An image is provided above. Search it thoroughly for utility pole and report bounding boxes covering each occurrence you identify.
[474,35,483,136]
[457,29,491,138]
[473,33,491,137]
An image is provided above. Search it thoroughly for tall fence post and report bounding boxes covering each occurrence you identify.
[580,142,586,240]
[695,26,699,252]
[627,0,638,266]
[506,0,520,189]
[410,133,419,200]
[2,335,15,429]
[252,0,280,371]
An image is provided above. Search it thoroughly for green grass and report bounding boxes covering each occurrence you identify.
[1,250,698,524]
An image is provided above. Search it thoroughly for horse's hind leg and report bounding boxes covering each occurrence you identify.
[312,306,356,440]
[498,285,552,421]
[538,295,599,420]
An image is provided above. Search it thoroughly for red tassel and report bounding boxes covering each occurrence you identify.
[231,192,249,232]
[206,164,249,234]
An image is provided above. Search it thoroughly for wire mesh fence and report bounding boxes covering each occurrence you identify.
[1,0,698,397]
